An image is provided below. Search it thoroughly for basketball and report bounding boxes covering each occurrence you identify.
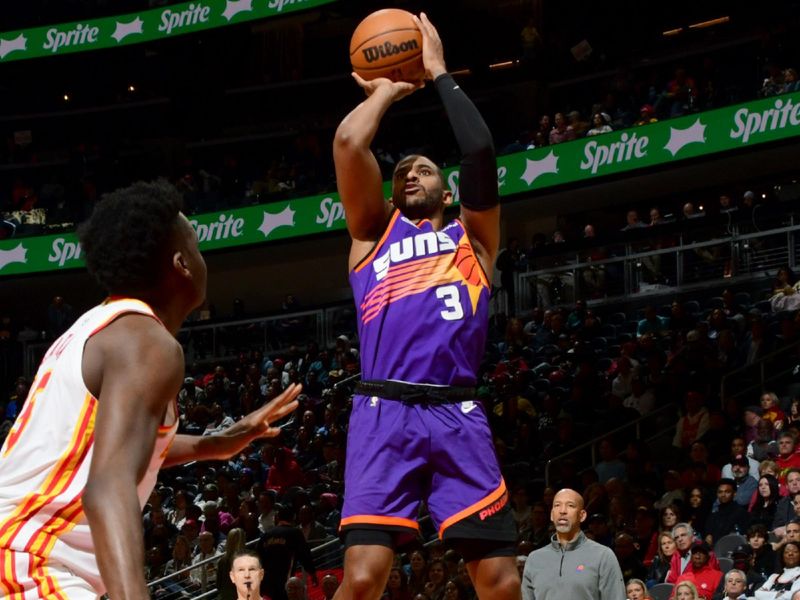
[349,9,424,83]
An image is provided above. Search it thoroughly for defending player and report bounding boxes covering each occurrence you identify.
[0,181,301,599]
[332,13,520,600]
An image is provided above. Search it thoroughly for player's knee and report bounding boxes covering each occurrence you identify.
[476,566,521,599]
[496,570,522,598]
[345,569,383,599]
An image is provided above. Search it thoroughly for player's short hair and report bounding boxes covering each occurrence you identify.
[393,154,445,186]
[78,180,183,294]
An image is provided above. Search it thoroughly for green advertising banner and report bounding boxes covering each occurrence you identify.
[0,0,336,62]
[2,91,800,277]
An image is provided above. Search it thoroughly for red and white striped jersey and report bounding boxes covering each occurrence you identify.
[0,298,179,598]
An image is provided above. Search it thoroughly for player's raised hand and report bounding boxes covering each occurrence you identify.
[413,13,447,80]
[351,72,422,101]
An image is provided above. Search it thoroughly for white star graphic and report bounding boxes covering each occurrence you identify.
[0,243,28,271]
[520,151,559,186]
[0,34,27,59]
[112,17,144,43]
[664,118,707,156]
[258,205,295,238]
[222,0,254,21]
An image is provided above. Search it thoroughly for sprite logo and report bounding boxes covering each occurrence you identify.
[158,3,212,35]
[580,131,649,175]
[48,238,82,267]
[190,214,244,243]
[43,24,100,53]
[730,97,800,144]
[362,39,419,63]
[316,197,345,229]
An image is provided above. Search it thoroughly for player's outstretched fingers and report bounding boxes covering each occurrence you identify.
[263,383,302,421]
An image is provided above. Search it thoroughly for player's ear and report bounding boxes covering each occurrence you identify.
[173,251,190,278]
[442,189,453,206]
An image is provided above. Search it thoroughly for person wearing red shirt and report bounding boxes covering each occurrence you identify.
[777,432,800,485]
[265,447,306,494]
[762,392,788,429]
[672,542,723,600]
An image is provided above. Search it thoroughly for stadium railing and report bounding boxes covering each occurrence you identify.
[543,403,678,488]
[145,516,436,599]
[720,338,800,409]
[517,217,799,311]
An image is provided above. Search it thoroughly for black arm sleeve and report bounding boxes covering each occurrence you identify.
[434,73,498,211]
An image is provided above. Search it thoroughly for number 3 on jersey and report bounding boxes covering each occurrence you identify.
[436,285,464,321]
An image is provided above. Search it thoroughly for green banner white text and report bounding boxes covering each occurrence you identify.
[0,0,336,62]
[2,91,799,276]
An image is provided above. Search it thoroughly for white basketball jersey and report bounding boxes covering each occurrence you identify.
[0,298,179,598]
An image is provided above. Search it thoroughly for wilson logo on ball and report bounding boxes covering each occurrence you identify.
[362,39,419,64]
[349,8,424,82]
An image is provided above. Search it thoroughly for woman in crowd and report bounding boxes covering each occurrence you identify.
[755,541,800,599]
[383,567,413,600]
[587,112,613,136]
[774,266,798,294]
[644,505,681,565]
[216,528,246,600]
[625,578,651,600]
[230,497,260,541]
[749,474,781,528]
[675,580,700,600]
[443,578,471,600]
[685,486,712,537]
[789,397,800,430]
[661,504,681,533]
[647,531,677,586]
[748,524,776,592]
[424,559,447,600]
[406,550,429,597]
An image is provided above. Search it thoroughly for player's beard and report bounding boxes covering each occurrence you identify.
[393,187,443,221]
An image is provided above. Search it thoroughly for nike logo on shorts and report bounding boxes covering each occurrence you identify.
[460,401,477,414]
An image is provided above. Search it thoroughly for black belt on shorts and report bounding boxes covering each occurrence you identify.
[355,379,476,404]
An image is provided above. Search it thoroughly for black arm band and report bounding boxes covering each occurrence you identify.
[434,73,498,211]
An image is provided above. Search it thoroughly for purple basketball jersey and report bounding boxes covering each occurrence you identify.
[349,210,490,386]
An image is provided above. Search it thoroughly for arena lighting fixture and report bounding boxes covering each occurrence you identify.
[688,16,730,29]
[662,27,683,37]
[62,94,70,102]
[450,68,471,76]
[128,85,136,92]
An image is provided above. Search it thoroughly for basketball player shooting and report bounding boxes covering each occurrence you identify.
[0,181,301,600]
[332,13,520,600]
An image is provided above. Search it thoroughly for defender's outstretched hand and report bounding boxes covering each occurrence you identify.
[237,382,302,441]
[413,13,447,80]
[163,383,303,467]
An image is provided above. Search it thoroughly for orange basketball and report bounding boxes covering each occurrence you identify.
[349,9,424,83]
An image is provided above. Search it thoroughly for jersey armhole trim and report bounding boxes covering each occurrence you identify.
[453,218,491,288]
[352,209,400,273]
[84,307,178,429]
